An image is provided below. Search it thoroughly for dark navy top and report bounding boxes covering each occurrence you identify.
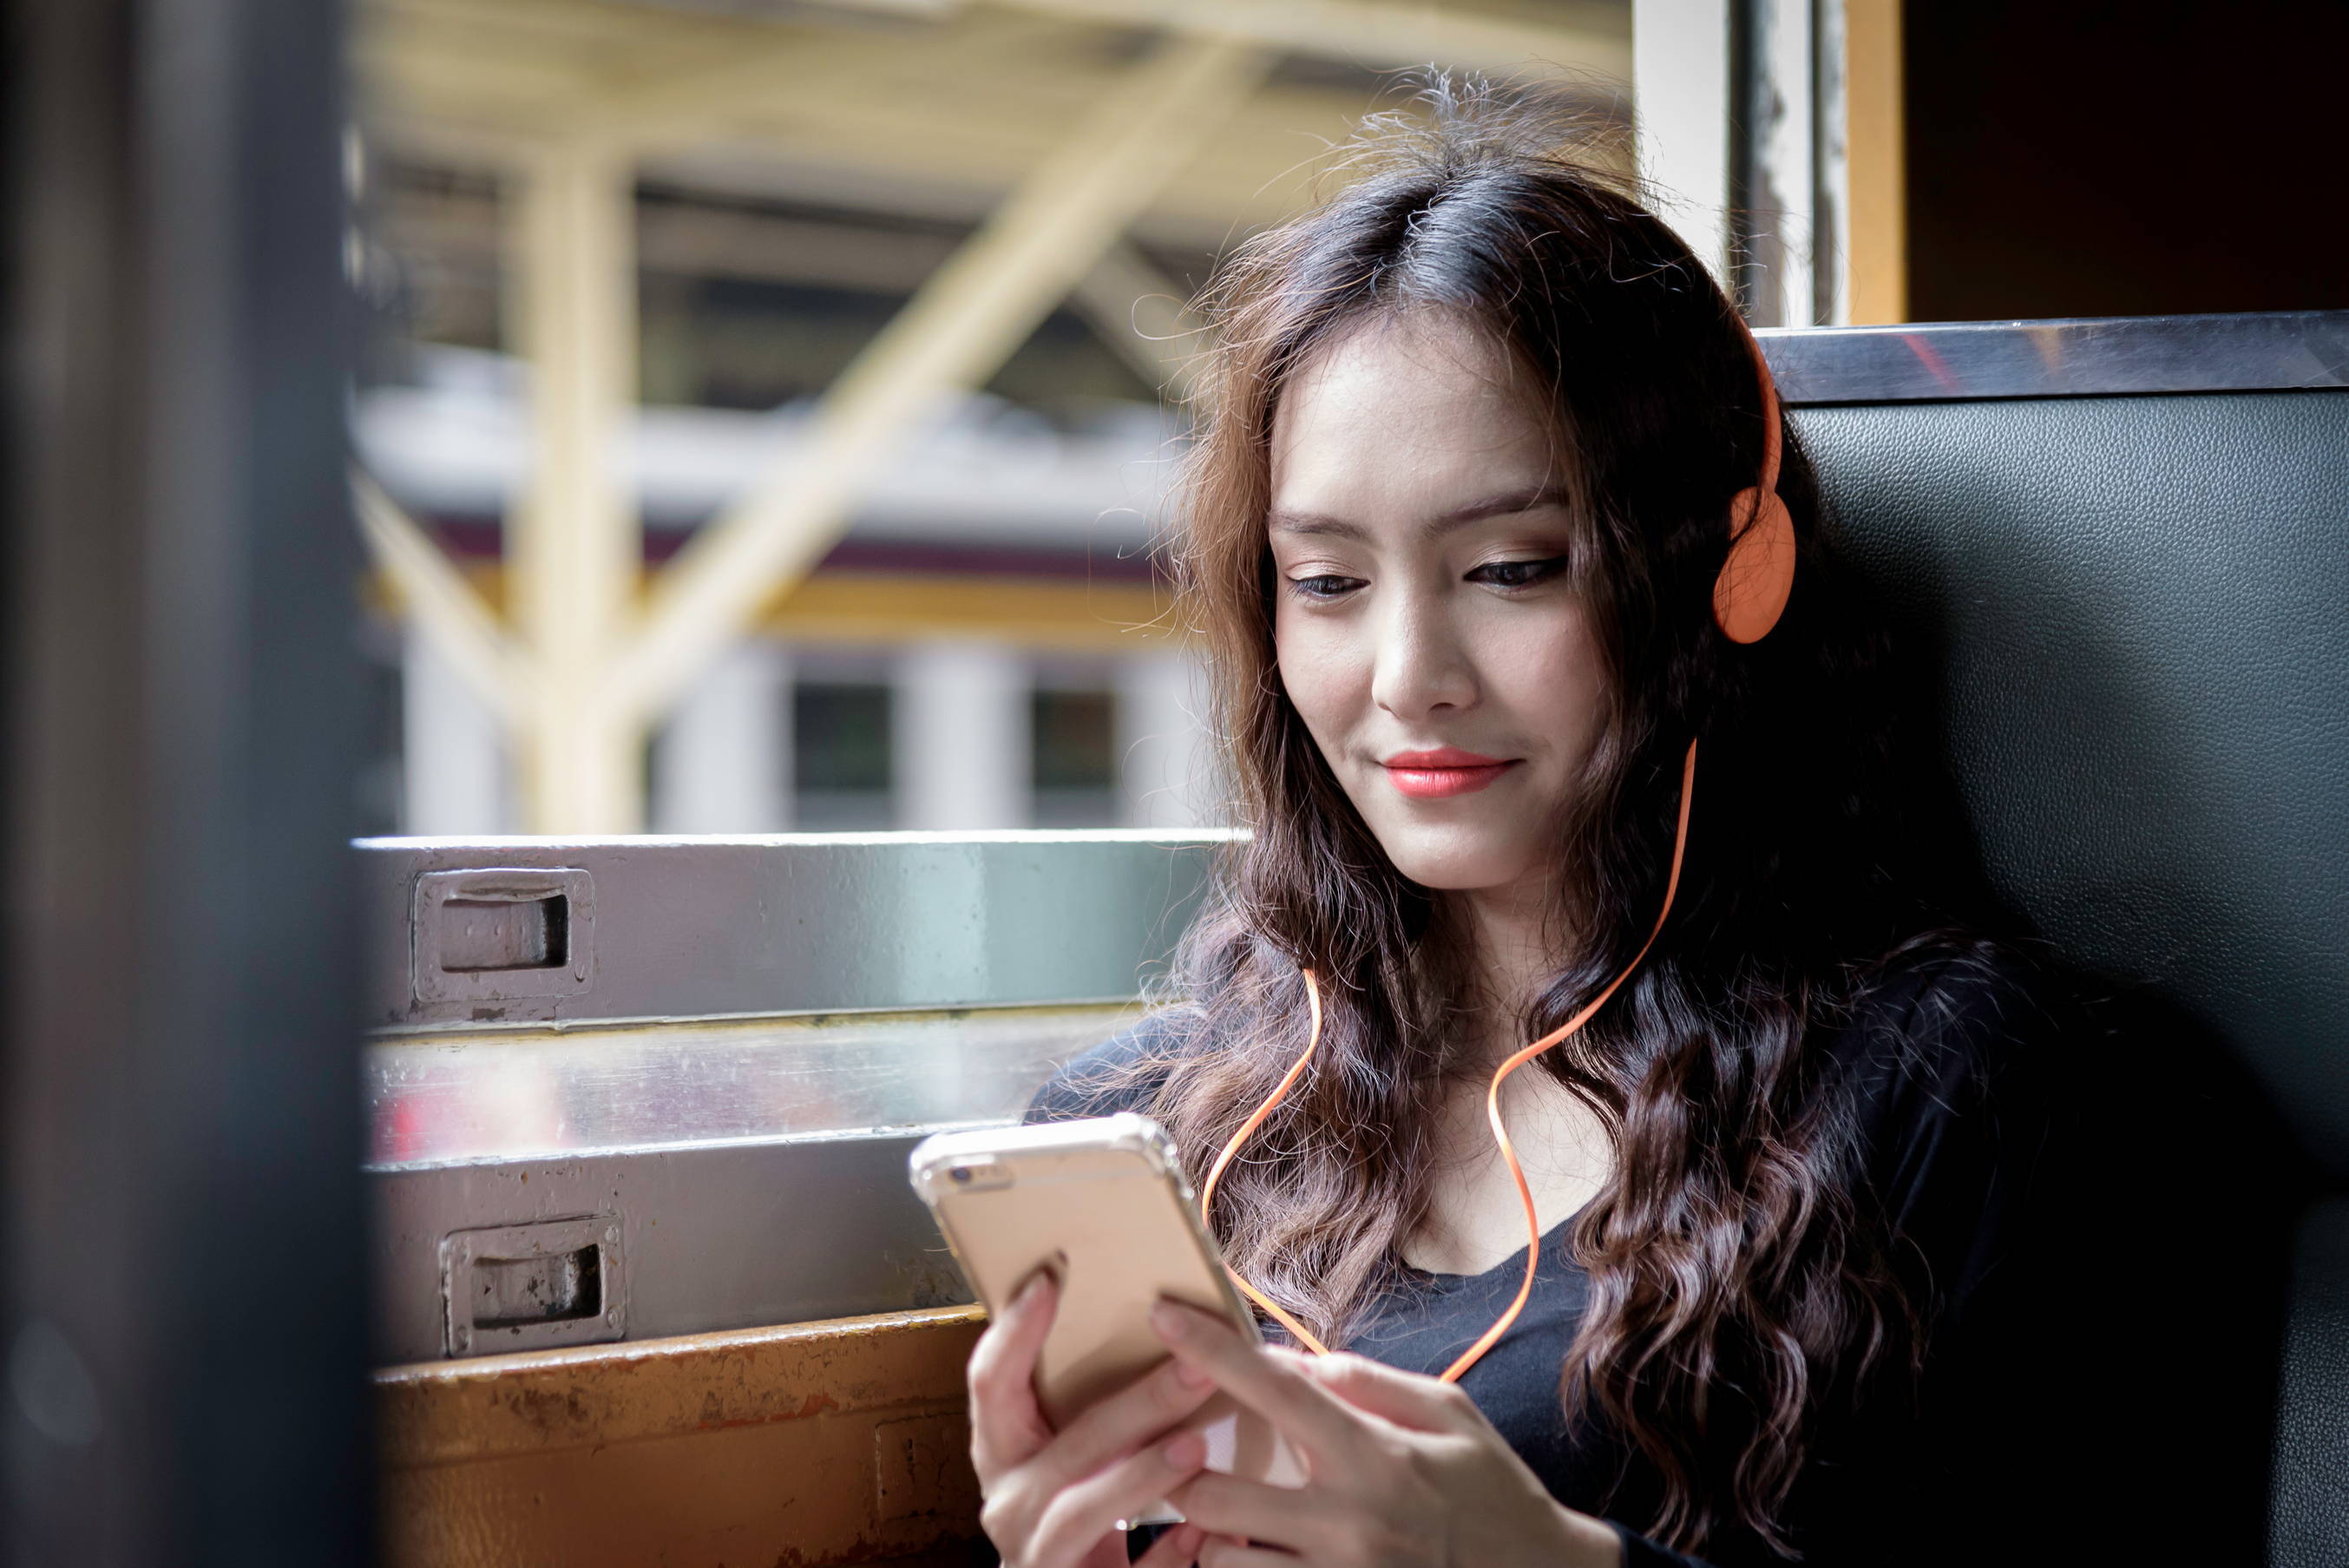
[1027,951,2062,1568]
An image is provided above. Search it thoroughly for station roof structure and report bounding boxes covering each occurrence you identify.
[357,0,1633,253]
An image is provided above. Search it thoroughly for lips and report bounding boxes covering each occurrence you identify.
[1381,747,1516,799]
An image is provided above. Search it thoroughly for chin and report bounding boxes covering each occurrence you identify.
[1375,829,1542,893]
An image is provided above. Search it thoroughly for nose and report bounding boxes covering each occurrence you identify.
[1368,581,1478,722]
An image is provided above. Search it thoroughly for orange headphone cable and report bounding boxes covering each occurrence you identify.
[1201,738,1699,1381]
[1197,964,1337,1355]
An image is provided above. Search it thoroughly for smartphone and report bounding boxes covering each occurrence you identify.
[909,1113,1306,1517]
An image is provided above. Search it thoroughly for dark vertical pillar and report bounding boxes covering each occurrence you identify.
[1,0,371,1562]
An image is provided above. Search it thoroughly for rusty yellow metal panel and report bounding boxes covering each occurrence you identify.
[379,1306,987,1568]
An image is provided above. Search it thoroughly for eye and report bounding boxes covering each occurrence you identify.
[1286,573,1364,602]
[1466,555,1570,590]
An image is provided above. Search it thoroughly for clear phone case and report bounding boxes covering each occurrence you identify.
[910,1113,1306,1521]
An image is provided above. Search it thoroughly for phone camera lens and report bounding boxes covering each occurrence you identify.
[950,1165,974,1184]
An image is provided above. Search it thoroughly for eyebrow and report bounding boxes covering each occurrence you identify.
[1266,484,1574,542]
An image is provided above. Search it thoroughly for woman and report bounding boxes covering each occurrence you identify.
[968,85,2051,1568]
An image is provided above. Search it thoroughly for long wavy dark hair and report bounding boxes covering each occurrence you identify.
[1115,82,1972,1554]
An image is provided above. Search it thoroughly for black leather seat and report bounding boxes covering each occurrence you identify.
[1782,344,2347,1565]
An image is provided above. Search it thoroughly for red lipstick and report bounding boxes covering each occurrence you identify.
[1381,747,1515,799]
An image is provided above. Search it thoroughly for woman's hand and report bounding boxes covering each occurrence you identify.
[1152,1302,1624,1568]
[966,1272,1222,1568]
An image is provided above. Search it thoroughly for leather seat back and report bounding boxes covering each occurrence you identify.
[1783,357,2349,1565]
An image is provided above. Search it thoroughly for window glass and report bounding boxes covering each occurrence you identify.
[1032,686,1117,827]
[793,679,893,828]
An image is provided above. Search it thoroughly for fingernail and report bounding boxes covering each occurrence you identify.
[1162,1432,1206,1469]
[1151,1302,1189,1340]
[1173,1356,1212,1388]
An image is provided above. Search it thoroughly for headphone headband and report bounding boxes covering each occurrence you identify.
[1748,327,1784,498]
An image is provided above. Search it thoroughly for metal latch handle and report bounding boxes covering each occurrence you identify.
[410,867,594,1004]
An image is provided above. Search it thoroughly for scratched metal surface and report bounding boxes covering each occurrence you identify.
[358,832,1232,1029]
[362,836,1216,1361]
[367,1003,1141,1362]
[367,1001,1136,1168]
[1760,310,2349,404]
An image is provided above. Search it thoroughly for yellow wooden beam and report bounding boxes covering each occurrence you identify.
[1843,0,1906,324]
[504,138,644,833]
[994,0,1631,81]
[354,4,1391,246]
[351,471,525,725]
[611,34,1270,729]
[1071,240,1208,403]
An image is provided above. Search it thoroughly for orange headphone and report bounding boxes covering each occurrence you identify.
[1200,323,1795,1380]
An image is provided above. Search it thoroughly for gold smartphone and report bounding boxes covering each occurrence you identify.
[909,1113,1306,1520]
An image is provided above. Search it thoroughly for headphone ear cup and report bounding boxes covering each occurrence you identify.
[1712,488,1796,644]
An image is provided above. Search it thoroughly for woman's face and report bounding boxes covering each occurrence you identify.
[1269,312,1608,898]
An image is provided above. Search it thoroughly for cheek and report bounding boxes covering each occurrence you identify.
[1272,603,1369,742]
[1488,608,1609,752]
